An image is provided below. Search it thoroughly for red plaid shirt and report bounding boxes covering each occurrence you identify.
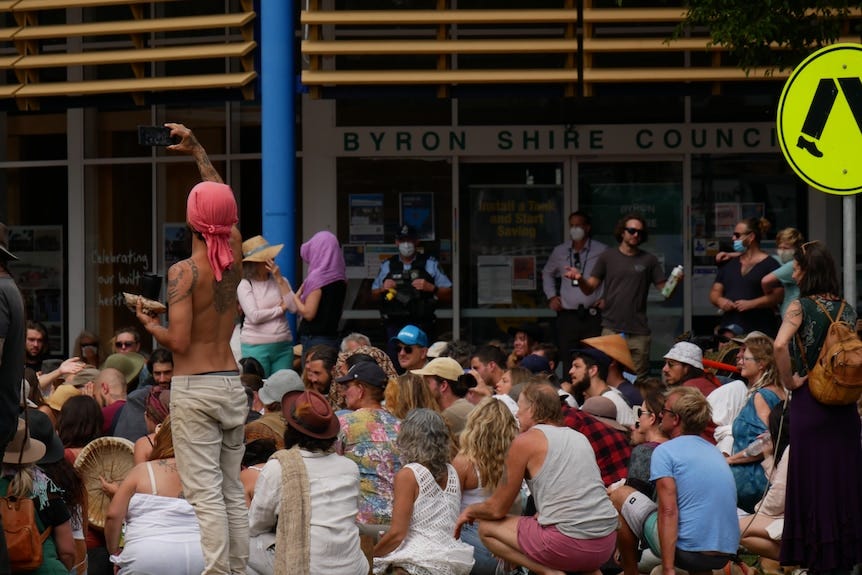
[562,406,632,486]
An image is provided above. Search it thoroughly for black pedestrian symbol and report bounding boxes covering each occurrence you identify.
[797,77,862,158]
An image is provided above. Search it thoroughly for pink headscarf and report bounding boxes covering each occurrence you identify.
[299,231,346,302]
[186,182,238,282]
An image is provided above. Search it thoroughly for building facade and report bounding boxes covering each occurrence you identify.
[1,0,857,368]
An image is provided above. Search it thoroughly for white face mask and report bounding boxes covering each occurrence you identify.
[570,226,586,242]
[776,249,795,264]
[398,242,415,258]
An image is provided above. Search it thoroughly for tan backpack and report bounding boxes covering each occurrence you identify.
[799,298,862,405]
[0,492,52,572]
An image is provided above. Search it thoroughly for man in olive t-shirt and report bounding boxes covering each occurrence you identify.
[565,214,667,378]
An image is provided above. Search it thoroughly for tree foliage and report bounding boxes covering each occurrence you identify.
[678,0,860,71]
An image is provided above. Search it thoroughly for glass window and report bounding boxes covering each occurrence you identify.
[459,162,564,345]
[690,154,807,334]
[4,113,68,161]
[2,166,68,356]
[84,164,153,354]
[337,158,453,342]
[84,109,153,159]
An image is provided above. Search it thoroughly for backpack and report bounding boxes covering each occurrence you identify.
[799,298,862,406]
[0,492,52,571]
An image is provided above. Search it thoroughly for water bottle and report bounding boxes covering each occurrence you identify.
[661,265,684,298]
[743,433,769,457]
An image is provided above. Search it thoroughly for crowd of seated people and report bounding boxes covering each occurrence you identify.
[11,240,860,575]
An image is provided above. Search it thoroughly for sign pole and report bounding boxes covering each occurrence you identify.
[844,196,857,309]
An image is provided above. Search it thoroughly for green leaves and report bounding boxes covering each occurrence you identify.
[677,0,858,71]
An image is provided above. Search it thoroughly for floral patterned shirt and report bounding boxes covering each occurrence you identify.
[336,408,401,525]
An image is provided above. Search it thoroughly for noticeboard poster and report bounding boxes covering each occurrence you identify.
[9,225,64,354]
[400,192,435,241]
[349,193,385,243]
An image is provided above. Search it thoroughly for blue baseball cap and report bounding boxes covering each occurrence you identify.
[390,324,429,347]
[519,353,551,374]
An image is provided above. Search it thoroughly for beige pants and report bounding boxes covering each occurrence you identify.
[171,374,249,574]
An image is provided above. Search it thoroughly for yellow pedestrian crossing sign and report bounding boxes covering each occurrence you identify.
[777,43,862,195]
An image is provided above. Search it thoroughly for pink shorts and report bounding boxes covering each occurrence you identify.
[517,516,617,572]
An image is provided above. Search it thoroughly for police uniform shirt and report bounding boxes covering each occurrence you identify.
[372,256,453,290]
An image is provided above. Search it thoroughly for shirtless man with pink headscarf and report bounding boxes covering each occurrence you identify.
[135,123,248,574]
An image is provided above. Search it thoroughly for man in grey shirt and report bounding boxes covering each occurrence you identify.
[566,214,667,378]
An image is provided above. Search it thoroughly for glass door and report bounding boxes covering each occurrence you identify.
[459,162,565,345]
[578,161,684,371]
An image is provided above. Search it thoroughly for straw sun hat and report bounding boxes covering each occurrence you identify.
[581,334,637,375]
[242,235,283,263]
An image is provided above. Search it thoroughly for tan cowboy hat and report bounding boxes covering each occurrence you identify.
[242,235,283,262]
[581,334,637,374]
[46,384,81,412]
[3,419,46,465]
[74,437,135,528]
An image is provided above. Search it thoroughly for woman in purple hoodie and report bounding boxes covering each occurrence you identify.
[294,231,347,360]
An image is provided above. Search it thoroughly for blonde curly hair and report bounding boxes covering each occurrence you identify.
[458,397,518,493]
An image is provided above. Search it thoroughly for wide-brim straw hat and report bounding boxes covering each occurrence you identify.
[46,384,81,412]
[242,235,283,262]
[581,334,637,374]
[3,419,46,465]
[74,437,135,528]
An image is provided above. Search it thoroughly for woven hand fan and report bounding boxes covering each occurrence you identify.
[74,437,135,529]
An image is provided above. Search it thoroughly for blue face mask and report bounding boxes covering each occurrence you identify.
[732,239,746,253]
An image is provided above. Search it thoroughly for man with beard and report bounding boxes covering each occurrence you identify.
[569,348,636,428]
[25,320,48,371]
[565,214,669,379]
[302,344,337,396]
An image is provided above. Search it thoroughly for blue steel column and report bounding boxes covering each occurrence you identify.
[260,0,296,332]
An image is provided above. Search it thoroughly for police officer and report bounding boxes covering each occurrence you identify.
[372,225,452,362]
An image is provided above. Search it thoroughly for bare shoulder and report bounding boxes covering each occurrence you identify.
[167,259,198,306]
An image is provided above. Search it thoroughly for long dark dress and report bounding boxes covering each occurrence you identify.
[779,296,862,573]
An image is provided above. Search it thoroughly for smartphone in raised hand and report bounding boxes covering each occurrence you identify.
[137,125,179,146]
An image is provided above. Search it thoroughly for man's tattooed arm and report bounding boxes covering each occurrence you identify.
[167,259,198,306]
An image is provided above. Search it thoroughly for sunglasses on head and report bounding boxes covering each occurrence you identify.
[397,344,414,354]
[624,227,643,236]
[800,240,819,254]
[115,341,135,349]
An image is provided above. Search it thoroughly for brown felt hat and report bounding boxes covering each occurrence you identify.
[282,390,340,440]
